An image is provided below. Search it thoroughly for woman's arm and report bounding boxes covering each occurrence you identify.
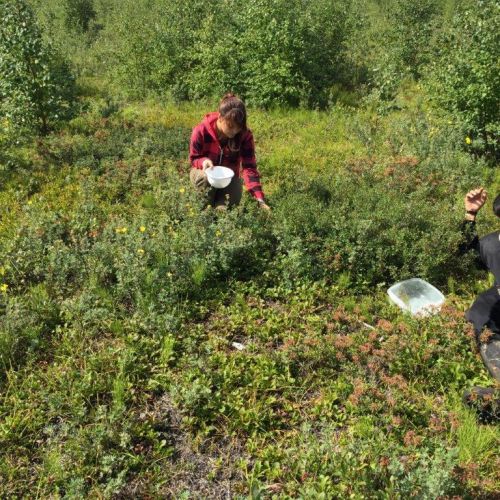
[189,127,212,169]
[240,131,267,204]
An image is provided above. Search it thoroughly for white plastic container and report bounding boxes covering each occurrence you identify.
[206,166,234,189]
[387,278,445,317]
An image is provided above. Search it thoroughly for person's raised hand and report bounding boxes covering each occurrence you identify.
[465,187,487,215]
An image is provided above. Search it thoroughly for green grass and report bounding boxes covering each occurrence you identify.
[454,401,499,464]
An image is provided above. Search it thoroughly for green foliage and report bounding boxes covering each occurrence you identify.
[0,47,499,498]
[0,284,60,378]
[426,0,500,155]
[0,0,499,495]
[65,0,96,33]
[454,402,499,464]
[345,0,442,101]
[0,0,77,138]
[386,0,439,78]
[27,0,101,77]
[69,0,356,106]
[387,447,458,498]
[268,111,488,290]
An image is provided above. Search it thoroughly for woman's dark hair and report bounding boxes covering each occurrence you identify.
[218,93,247,132]
[493,193,500,217]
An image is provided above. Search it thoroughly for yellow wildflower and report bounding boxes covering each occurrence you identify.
[179,187,186,194]
[139,226,146,233]
[216,230,222,237]
[0,283,8,293]
[115,227,128,234]
[465,136,472,145]
[137,248,145,255]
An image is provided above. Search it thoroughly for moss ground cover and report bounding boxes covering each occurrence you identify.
[0,85,499,497]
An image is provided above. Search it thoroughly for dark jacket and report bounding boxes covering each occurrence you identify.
[462,220,500,335]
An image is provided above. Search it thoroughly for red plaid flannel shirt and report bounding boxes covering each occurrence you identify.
[189,112,265,201]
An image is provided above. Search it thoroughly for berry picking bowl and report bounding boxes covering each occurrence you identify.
[206,166,234,189]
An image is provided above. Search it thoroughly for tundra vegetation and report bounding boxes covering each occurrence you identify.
[0,0,499,496]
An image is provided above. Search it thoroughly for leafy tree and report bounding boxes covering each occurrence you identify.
[426,0,500,155]
[85,0,355,106]
[361,0,440,100]
[181,0,356,107]
[388,0,438,78]
[0,0,76,138]
[65,0,96,33]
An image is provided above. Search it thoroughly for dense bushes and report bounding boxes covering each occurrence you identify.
[0,103,491,357]
[184,0,356,107]
[0,0,76,139]
[2,104,489,313]
[32,0,358,106]
[64,0,96,33]
[387,0,439,77]
[0,102,478,344]
[349,0,441,101]
[21,0,500,148]
[426,0,500,156]
[270,162,485,290]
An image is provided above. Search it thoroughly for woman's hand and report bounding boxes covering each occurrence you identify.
[465,187,487,218]
[258,201,271,211]
[202,159,214,171]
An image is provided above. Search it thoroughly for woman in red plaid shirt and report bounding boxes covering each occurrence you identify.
[189,93,270,210]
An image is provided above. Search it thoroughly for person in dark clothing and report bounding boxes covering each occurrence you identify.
[462,188,500,343]
[461,188,500,421]
[461,188,500,284]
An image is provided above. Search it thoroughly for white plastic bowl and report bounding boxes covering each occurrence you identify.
[206,166,234,189]
[387,278,445,317]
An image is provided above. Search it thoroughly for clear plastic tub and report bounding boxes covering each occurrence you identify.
[387,278,445,317]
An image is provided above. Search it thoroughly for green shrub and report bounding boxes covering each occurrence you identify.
[88,0,205,99]
[0,0,77,138]
[271,152,485,290]
[0,284,60,379]
[387,446,459,498]
[70,0,356,106]
[64,0,96,33]
[386,0,439,79]
[28,0,101,76]
[346,0,441,101]
[426,0,500,155]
